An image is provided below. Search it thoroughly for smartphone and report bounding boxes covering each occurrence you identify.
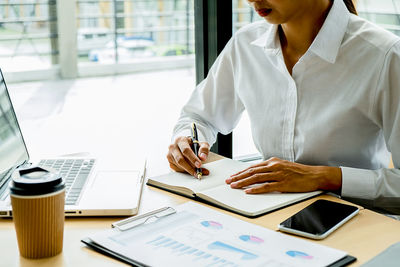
[278,199,359,240]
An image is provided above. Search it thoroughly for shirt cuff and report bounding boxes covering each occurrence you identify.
[171,129,192,143]
[340,166,376,199]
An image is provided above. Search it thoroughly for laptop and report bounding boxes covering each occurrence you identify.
[0,69,146,217]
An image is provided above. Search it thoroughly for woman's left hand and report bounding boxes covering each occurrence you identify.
[225,157,342,194]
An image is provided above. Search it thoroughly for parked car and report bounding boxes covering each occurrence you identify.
[77,28,112,56]
[88,36,155,62]
[152,45,192,57]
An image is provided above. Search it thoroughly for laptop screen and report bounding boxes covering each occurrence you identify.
[0,70,29,185]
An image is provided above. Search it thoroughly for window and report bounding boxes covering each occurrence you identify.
[0,0,195,80]
[232,0,259,33]
[0,0,58,72]
[358,0,400,37]
[76,0,194,65]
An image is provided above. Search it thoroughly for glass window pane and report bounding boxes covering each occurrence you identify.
[233,0,260,33]
[0,1,58,72]
[77,0,194,65]
[358,0,400,37]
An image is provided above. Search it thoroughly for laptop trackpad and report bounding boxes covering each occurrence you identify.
[91,171,140,189]
[82,171,141,207]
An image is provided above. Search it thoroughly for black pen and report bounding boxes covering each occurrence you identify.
[191,122,203,180]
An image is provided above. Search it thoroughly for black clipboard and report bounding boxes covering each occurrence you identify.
[329,255,357,267]
[82,237,147,267]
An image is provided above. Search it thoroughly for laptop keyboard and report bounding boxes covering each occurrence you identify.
[0,168,14,201]
[38,159,95,205]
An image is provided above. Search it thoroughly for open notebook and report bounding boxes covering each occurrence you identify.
[147,158,322,217]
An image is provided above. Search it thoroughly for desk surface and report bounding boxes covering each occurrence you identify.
[1,154,400,267]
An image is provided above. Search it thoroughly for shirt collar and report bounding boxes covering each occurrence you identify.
[250,0,350,63]
[309,0,350,63]
[251,23,280,52]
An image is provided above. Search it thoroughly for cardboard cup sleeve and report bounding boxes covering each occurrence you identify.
[11,190,65,259]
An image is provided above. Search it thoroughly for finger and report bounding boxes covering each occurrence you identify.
[244,182,283,194]
[170,158,210,176]
[226,166,272,184]
[229,166,252,177]
[200,168,210,176]
[230,157,284,177]
[177,138,202,168]
[169,161,184,173]
[186,136,193,145]
[170,146,197,176]
[166,153,184,172]
[198,142,210,161]
[230,172,278,189]
[230,161,270,177]
[167,146,195,169]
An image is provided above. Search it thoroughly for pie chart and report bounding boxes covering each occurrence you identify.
[286,250,313,259]
[239,235,264,244]
[200,220,223,230]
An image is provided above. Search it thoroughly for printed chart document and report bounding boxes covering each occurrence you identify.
[147,158,321,217]
[83,202,355,267]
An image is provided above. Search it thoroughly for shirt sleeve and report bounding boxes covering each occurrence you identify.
[341,40,400,214]
[172,37,245,144]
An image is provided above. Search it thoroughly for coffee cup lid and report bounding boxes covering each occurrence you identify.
[10,166,65,196]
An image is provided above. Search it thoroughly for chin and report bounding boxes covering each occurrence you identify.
[263,17,280,24]
[263,14,287,25]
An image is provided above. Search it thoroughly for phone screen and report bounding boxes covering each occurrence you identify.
[279,200,359,236]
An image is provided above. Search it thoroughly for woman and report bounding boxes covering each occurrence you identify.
[167,0,400,214]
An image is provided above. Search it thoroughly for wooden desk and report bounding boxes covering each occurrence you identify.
[1,154,400,266]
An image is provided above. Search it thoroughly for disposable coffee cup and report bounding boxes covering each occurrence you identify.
[10,166,65,259]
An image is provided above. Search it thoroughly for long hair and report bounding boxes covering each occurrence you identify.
[343,0,358,15]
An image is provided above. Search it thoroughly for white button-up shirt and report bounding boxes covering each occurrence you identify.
[173,0,400,213]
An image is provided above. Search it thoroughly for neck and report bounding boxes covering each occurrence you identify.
[280,0,333,55]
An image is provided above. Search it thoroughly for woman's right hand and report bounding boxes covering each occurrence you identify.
[167,136,210,177]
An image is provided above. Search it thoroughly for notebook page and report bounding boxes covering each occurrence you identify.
[148,158,251,193]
